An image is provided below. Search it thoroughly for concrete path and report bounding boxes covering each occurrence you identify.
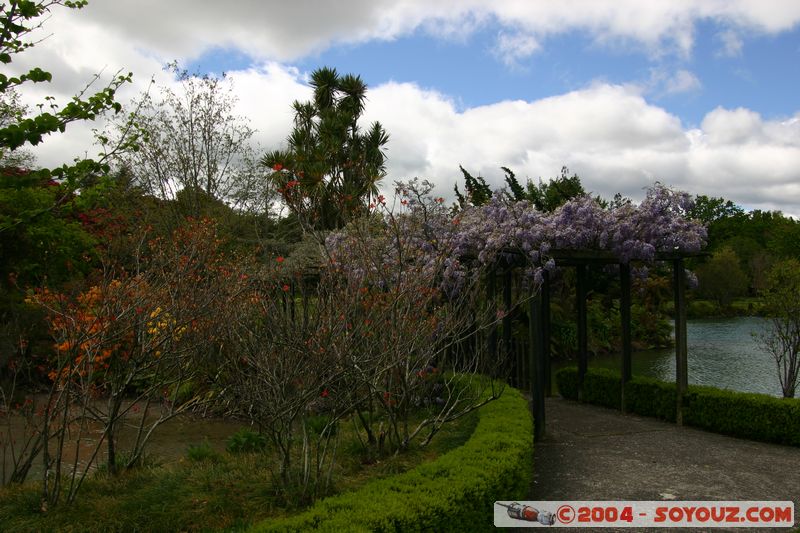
[523,398,799,532]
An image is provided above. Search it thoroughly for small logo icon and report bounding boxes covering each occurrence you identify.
[496,502,556,525]
[557,504,576,524]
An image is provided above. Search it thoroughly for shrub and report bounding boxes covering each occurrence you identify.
[581,367,622,409]
[187,440,222,463]
[622,376,677,422]
[683,386,800,446]
[226,429,269,454]
[556,366,800,445]
[688,300,718,318]
[555,367,579,400]
[251,385,533,532]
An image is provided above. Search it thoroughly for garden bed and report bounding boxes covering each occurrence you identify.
[252,385,533,532]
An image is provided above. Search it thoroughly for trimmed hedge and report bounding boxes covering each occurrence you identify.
[581,367,622,409]
[555,367,800,446]
[623,375,677,422]
[251,386,533,532]
[683,385,800,446]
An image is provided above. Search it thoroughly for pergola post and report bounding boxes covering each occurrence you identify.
[542,269,552,397]
[576,263,588,400]
[502,267,514,384]
[487,268,497,363]
[620,262,632,411]
[530,288,545,441]
[673,258,688,425]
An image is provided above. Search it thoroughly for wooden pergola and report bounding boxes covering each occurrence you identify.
[487,249,705,440]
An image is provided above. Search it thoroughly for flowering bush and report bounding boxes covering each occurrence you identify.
[325,180,705,295]
[22,218,244,506]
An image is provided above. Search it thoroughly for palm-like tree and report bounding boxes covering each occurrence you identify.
[263,67,389,230]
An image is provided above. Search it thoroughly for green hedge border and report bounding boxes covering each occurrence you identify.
[555,367,800,446]
[250,386,533,532]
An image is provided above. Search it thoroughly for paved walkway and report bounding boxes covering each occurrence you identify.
[524,398,799,532]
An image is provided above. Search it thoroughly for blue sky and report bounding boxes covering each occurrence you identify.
[23,1,800,215]
[189,19,800,128]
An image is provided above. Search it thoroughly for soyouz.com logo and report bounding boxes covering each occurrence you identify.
[493,501,795,528]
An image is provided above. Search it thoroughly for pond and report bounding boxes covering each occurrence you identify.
[2,406,244,484]
[565,317,786,397]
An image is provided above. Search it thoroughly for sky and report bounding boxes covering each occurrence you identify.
[12,0,800,216]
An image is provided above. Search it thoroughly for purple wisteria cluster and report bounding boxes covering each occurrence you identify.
[324,181,707,295]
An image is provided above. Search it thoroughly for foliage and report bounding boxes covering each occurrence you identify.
[453,165,492,207]
[0,88,33,168]
[437,181,706,291]
[220,181,504,501]
[0,171,97,288]
[263,66,389,231]
[253,385,532,533]
[454,165,587,212]
[692,194,800,297]
[695,246,748,309]
[688,195,744,225]
[580,367,622,408]
[13,218,244,506]
[226,428,268,454]
[186,440,223,463]
[524,166,587,213]
[556,367,800,446]
[758,259,800,398]
[683,385,800,447]
[0,396,477,531]
[0,0,131,193]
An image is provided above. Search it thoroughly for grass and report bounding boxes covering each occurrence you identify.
[682,296,766,318]
[0,411,478,532]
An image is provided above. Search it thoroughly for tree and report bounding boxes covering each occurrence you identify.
[695,247,748,309]
[113,63,262,218]
[526,166,586,212]
[262,67,389,231]
[688,195,744,225]
[453,165,492,207]
[758,259,800,398]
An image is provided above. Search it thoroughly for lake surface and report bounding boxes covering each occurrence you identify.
[570,317,785,397]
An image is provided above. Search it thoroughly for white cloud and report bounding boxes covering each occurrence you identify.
[643,68,703,97]
[664,69,702,95]
[68,1,800,66]
[361,81,800,215]
[716,29,744,57]
[493,31,541,68]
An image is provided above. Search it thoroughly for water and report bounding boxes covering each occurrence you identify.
[2,406,245,484]
[577,317,785,397]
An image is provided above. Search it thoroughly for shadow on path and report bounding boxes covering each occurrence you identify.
[520,398,799,532]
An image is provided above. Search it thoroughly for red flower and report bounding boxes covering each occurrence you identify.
[282,284,290,292]
[321,388,329,398]
[272,163,283,171]
[377,194,386,205]
[276,256,285,264]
